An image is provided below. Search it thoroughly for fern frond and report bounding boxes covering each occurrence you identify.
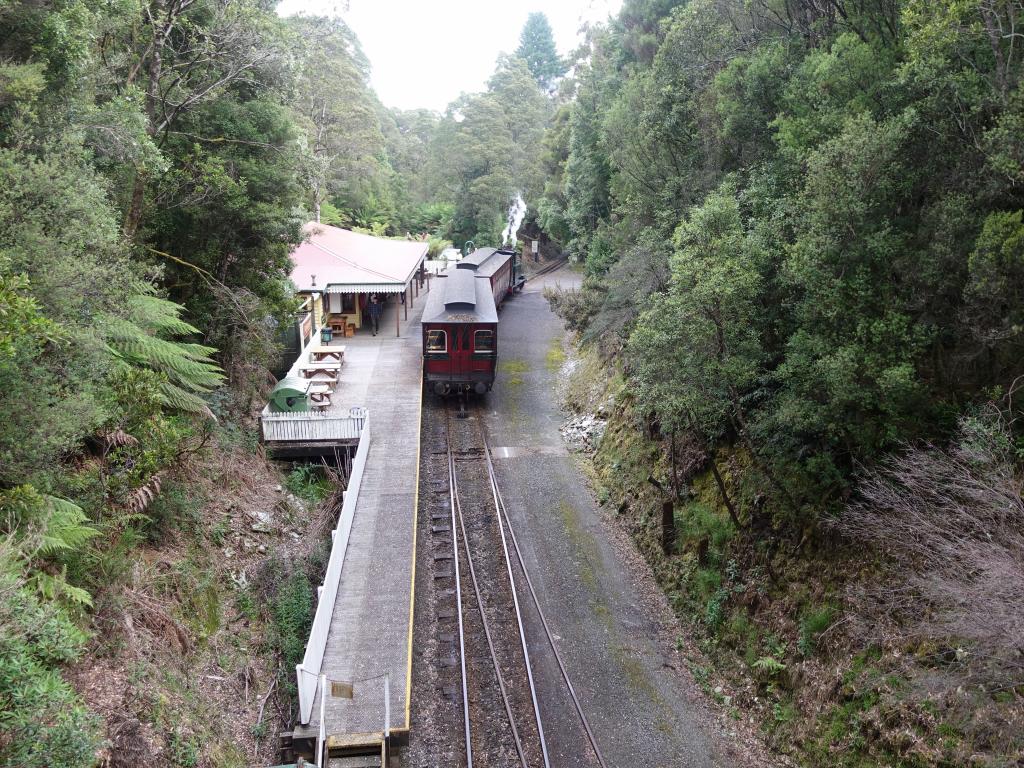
[124,474,161,515]
[128,295,202,336]
[102,429,139,450]
[102,294,224,413]
[158,381,212,413]
[35,496,98,556]
[111,336,223,386]
[175,341,219,360]
[30,569,93,607]
[752,656,786,675]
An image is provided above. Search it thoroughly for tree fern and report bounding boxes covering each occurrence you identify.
[30,495,97,557]
[103,293,224,414]
[158,380,214,412]
[0,486,97,607]
[31,569,93,607]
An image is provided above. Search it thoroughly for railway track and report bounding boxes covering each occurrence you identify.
[448,404,547,767]
[408,397,607,768]
[528,256,569,280]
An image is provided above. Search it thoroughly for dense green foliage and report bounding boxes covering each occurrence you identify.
[0,5,562,760]
[0,552,101,767]
[544,8,1024,758]
[542,0,1024,524]
[0,2,436,763]
[423,54,551,245]
[1,0,1020,762]
[372,13,560,247]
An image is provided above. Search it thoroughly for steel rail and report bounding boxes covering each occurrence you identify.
[478,420,553,768]
[447,408,531,768]
[530,256,569,278]
[445,423,474,768]
[480,426,611,768]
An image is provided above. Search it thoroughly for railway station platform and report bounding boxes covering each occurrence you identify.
[261,296,423,455]
[289,293,425,758]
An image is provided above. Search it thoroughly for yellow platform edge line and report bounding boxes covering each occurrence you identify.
[404,363,423,730]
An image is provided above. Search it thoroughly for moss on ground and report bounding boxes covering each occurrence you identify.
[545,336,566,373]
[557,498,603,592]
[499,358,529,387]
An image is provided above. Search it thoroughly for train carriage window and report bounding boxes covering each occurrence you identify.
[474,329,494,353]
[426,329,447,352]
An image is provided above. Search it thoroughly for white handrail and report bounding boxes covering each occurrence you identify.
[316,673,327,766]
[296,414,373,724]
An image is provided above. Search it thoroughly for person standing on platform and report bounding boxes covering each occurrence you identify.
[368,294,383,336]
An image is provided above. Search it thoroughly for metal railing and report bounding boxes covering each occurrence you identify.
[296,414,373,724]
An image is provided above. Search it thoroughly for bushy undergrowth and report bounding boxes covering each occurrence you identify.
[0,556,102,768]
[272,569,314,673]
[254,555,318,699]
[284,464,332,505]
[838,411,1024,670]
[578,348,1024,766]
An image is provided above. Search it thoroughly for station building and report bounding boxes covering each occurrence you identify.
[262,223,430,455]
[287,222,429,350]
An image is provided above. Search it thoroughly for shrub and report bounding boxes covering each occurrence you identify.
[284,463,332,505]
[704,586,729,630]
[168,730,200,767]
[798,604,836,656]
[270,568,313,675]
[0,559,102,768]
[543,284,598,334]
[679,502,736,565]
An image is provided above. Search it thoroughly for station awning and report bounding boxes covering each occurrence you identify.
[324,283,409,294]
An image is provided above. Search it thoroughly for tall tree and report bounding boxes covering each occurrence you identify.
[546,0,1024,519]
[288,15,391,224]
[444,93,517,244]
[487,54,551,202]
[515,12,566,92]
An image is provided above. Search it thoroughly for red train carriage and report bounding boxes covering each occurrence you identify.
[422,247,519,396]
[455,246,518,306]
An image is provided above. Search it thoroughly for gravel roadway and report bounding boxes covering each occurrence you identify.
[475,265,775,768]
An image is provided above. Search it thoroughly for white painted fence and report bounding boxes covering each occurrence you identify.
[261,409,365,444]
[296,415,372,724]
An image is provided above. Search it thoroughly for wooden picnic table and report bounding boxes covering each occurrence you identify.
[310,345,346,363]
[309,383,333,404]
[298,362,341,380]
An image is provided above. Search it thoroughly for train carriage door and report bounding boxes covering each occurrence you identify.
[444,323,470,382]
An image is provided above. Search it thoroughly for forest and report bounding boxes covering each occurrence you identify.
[539,0,1024,764]
[0,0,1022,766]
[0,2,555,765]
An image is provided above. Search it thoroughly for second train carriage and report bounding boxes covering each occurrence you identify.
[454,246,519,307]
[422,247,520,395]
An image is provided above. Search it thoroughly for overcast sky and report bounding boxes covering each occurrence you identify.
[276,0,622,112]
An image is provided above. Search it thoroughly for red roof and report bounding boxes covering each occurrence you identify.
[289,223,428,292]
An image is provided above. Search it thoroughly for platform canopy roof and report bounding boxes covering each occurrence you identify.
[289,223,428,294]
